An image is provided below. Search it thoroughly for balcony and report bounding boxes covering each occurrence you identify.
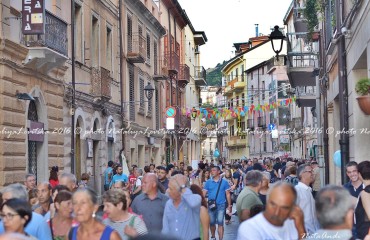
[127,34,146,63]
[153,57,168,80]
[194,66,207,86]
[227,136,247,148]
[224,113,235,122]
[234,81,246,92]
[178,64,190,87]
[287,53,318,88]
[22,11,68,73]
[91,67,112,101]
[165,51,180,73]
[247,119,254,130]
[223,86,233,96]
[295,86,316,107]
[293,6,308,34]
[257,116,266,128]
[177,115,191,136]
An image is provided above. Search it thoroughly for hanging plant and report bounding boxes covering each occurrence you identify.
[304,0,328,41]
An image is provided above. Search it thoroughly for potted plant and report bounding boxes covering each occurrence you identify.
[355,78,370,115]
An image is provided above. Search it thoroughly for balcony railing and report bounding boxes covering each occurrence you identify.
[287,52,318,88]
[178,64,190,85]
[295,86,316,107]
[91,67,112,100]
[127,33,146,63]
[164,51,180,72]
[153,56,168,80]
[177,114,191,129]
[22,11,68,56]
[195,66,207,86]
[293,5,308,33]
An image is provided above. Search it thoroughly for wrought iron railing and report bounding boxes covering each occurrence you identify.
[179,64,190,81]
[127,33,147,59]
[195,66,206,79]
[22,11,68,56]
[165,51,180,72]
[91,67,111,99]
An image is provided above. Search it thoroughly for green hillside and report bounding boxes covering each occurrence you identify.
[206,60,228,87]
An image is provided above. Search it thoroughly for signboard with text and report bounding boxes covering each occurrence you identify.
[22,0,45,35]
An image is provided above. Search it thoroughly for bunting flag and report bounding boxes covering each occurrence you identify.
[178,98,295,120]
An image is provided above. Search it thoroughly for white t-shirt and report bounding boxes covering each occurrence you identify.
[237,213,299,240]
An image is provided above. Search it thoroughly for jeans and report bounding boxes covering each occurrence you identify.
[208,203,226,226]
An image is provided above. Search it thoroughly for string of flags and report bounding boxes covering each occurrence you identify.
[180,97,296,120]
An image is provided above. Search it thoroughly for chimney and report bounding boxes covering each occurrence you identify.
[255,24,259,37]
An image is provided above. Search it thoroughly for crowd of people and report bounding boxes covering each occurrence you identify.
[0,157,369,240]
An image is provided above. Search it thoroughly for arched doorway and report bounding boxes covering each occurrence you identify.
[27,100,38,178]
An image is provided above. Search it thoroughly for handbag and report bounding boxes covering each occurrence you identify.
[208,177,223,211]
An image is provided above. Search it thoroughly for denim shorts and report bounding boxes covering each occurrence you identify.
[208,203,226,226]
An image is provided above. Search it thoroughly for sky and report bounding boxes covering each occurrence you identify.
[177,0,293,69]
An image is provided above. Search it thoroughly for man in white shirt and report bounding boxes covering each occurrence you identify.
[237,182,306,240]
[295,164,320,234]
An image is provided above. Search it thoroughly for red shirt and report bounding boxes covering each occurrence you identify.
[49,179,59,188]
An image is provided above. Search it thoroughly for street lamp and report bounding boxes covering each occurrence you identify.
[268,25,286,60]
[144,82,155,101]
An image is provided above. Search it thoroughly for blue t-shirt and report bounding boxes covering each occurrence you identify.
[204,177,230,205]
[110,173,128,187]
[0,212,52,239]
[104,167,113,185]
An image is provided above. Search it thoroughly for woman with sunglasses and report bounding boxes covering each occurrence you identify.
[0,198,36,239]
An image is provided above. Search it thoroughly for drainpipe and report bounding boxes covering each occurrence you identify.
[71,0,76,174]
[336,0,349,184]
[119,0,125,155]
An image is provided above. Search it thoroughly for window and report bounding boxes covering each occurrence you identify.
[230,125,234,136]
[138,24,143,54]
[261,66,264,75]
[146,31,151,63]
[251,72,253,80]
[231,98,233,108]
[251,85,254,105]
[147,79,152,116]
[153,40,158,74]
[106,24,112,71]
[127,14,133,52]
[236,96,239,106]
[139,77,144,111]
[236,68,239,79]
[129,64,135,121]
[91,14,99,67]
[241,65,245,81]
[155,88,160,129]
[262,81,265,100]
[242,93,245,106]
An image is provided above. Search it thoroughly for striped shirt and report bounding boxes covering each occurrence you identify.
[103,213,147,240]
